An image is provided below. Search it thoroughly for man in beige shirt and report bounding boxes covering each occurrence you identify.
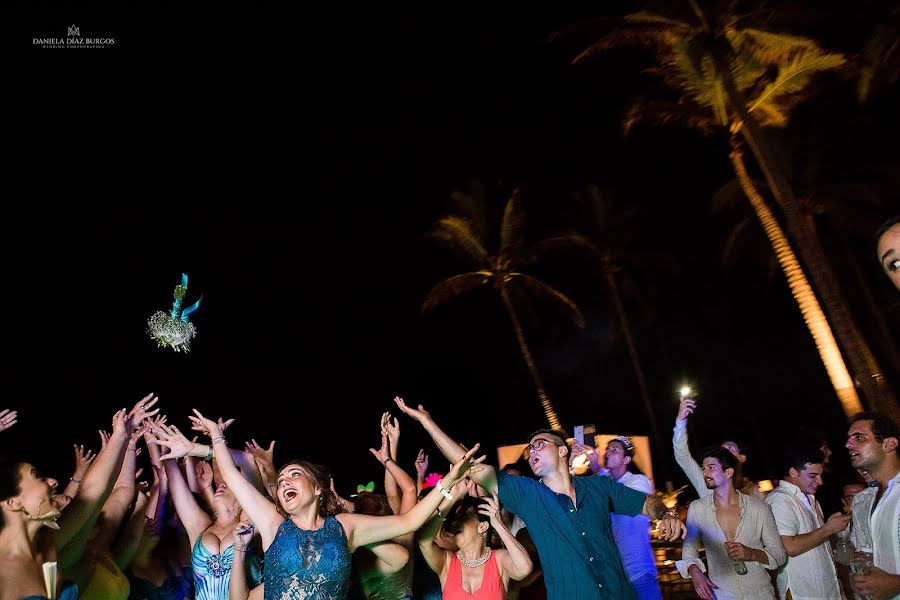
[678,447,786,599]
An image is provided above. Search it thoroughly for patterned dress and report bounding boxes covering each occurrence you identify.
[189,531,265,600]
[264,515,352,600]
[191,537,234,600]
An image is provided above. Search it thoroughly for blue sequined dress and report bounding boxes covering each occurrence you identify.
[264,515,351,600]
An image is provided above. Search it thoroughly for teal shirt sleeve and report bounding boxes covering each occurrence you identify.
[590,473,647,516]
[496,469,533,516]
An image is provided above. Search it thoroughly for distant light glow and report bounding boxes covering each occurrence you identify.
[679,386,692,397]
[757,479,774,493]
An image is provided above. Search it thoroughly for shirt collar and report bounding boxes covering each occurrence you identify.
[777,479,803,496]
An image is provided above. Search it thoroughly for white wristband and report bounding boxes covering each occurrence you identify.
[436,478,454,500]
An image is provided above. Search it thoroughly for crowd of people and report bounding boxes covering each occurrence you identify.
[0,220,896,600]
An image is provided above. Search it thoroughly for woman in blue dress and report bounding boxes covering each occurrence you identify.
[153,408,482,600]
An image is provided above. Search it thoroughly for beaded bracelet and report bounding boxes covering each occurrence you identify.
[211,436,227,445]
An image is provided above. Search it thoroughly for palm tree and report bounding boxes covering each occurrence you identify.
[561,1,897,419]
[423,184,585,430]
[561,185,679,483]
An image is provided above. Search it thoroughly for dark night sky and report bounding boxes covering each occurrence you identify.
[7,3,899,503]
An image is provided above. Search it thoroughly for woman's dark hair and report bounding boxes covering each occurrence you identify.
[443,497,501,548]
[0,461,25,530]
[276,459,345,517]
[353,493,392,517]
[876,216,900,245]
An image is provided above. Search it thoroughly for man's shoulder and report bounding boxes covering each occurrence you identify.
[764,486,792,505]
[852,486,877,507]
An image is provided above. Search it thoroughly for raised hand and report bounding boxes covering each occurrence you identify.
[454,477,476,501]
[244,439,275,469]
[415,450,429,478]
[194,459,214,491]
[383,414,400,457]
[126,394,160,434]
[143,414,168,439]
[369,431,391,465]
[393,396,432,424]
[444,444,485,488]
[233,518,256,551]
[149,423,194,461]
[72,444,96,480]
[478,491,504,528]
[677,397,697,421]
[99,428,112,449]
[0,409,18,433]
[188,409,223,439]
[217,417,235,432]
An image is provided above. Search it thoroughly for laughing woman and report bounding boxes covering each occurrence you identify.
[153,408,482,600]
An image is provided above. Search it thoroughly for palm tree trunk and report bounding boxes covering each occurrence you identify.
[715,50,898,421]
[605,270,671,483]
[498,283,562,430]
[729,145,863,417]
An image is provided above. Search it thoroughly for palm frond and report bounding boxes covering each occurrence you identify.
[448,182,491,244]
[662,37,730,125]
[748,51,846,117]
[571,28,667,64]
[512,274,585,328]
[737,28,825,65]
[429,216,491,267]
[421,272,492,314]
[500,188,527,250]
[625,11,696,31]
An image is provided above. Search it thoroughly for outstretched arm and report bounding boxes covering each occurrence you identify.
[384,416,418,516]
[673,397,708,497]
[341,445,484,550]
[111,491,149,569]
[642,494,686,541]
[55,396,159,554]
[186,411,283,548]
[395,397,498,494]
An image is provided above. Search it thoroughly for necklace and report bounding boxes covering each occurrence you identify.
[456,547,491,568]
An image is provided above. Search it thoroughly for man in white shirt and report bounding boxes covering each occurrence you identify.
[602,435,660,600]
[677,447,786,599]
[765,446,849,599]
[846,411,900,600]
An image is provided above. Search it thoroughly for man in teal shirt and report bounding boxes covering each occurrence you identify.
[395,398,686,599]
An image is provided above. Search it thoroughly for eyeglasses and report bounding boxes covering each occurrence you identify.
[525,438,561,454]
